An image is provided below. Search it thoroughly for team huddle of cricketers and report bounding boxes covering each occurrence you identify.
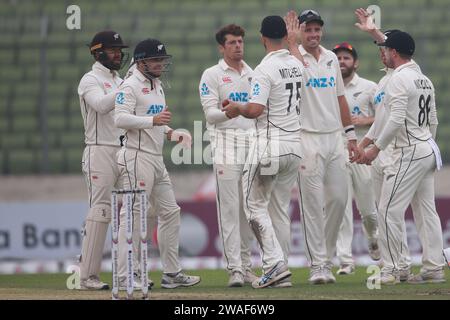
[76,7,446,291]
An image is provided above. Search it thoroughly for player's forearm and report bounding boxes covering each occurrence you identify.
[374,119,402,150]
[338,96,353,128]
[237,103,264,119]
[288,46,304,65]
[204,107,230,124]
[359,136,373,149]
[115,112,154,129]
[369,29,386,44]
[84,90,117,114]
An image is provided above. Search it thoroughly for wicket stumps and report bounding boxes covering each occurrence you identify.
[111,189,149,300]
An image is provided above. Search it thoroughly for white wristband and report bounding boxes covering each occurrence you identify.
[344,125,357,141]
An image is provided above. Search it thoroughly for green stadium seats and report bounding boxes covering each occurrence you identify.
[11,95,37,115]
[18,48,41,65]
[28,134,59,149]
[60,131,83,148]
[47,114,67,131]
[69,114,84,131]
[12,115,38,133]
[1,133,28,149]
[186,44,214,61]
[66,148,83,173]
[0,115,8,133]
[0,49,16,66]
[1,0,450,173]
[8,149,36,174]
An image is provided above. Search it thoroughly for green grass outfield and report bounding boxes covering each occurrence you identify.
[0,267,449,300]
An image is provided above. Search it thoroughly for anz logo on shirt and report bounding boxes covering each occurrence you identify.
[146,104,164,115]
[228,92,249,102]
[305,77,335,88]
[373,91,385,106]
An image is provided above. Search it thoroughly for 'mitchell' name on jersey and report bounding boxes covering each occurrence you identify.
[383,61,437,148]
[249,49,303,142]
[279,67,303,79]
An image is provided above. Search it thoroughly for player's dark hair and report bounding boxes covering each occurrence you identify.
[215,24,245,46]
[398,52,413,60]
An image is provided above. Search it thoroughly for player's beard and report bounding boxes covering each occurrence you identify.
[340,65,354,79]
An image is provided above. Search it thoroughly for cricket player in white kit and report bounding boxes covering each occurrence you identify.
[354,11,414,282]
[199,24,258,287]
[360,31,446,284]
[223,16,303,289]
[115,38,200,289]
[332,42,380,275]
[285,10,360,284]
[77,30,129,290]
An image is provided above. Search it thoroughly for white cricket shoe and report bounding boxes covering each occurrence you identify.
[368,240,381,261]
[161,271,201,289]
[252,261,291,289]
[380,270,400,285]
[79,276,109,290]
[337,264,355,275]
[407,269,446,284]
[308,266,327,285]
[269,276,293,288]
[398,267,411,282]
[323,264,336,284]
[243,269,259,284]
[228,271,244,287]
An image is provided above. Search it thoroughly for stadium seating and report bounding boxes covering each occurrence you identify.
[1,0,450,174]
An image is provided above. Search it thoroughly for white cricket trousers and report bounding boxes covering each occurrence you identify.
[337,161,378,265]
[80,145,121,280]
[214,162,254,274]
[297,131,348,268]
[242,139,301,273]
[372,152,411,270]
[117,148,181,278]
[378,141,444,272]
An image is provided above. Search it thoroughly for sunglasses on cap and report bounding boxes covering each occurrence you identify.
[333,43,353,51]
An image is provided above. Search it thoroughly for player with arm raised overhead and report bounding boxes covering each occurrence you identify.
[285,9,359,285]
[355,8,416,282]
[359,31,445,285]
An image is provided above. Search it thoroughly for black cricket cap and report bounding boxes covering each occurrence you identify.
[133,38,172,61]
[89,30,128,52]
[378,31,415,56]
[260,15,287,39]
[298,9,324,26]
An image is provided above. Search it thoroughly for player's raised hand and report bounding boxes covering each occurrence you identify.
[284,10,301,46]
[354,8,376,33]
[221,99,240,119]
[153,110,171,126]
[284,10,308,67]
